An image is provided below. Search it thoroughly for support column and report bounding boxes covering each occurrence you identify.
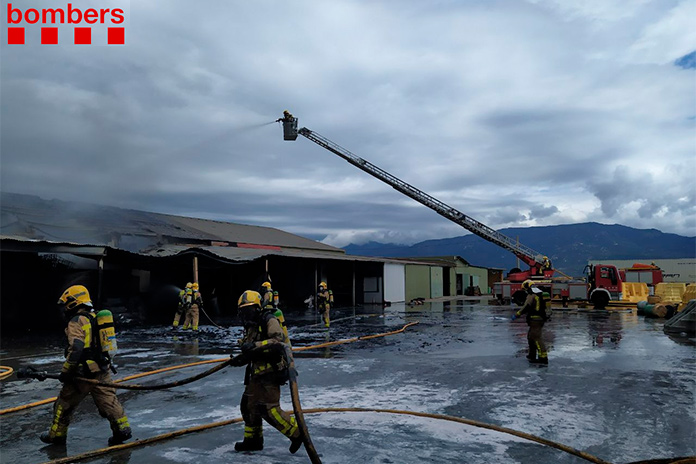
[97,256,104,311]
[352,262,356,308]
[193,256,199,283]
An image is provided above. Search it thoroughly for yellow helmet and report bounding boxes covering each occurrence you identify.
[238,290,262,308]
[521,280,534,291]
[319,281,327,289]
[186,282,193,289]
[192,282,199,290]
[57,285,92,311]
[261,281,272,290]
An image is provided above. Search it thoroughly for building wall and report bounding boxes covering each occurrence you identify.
[405,264,432,301]
[384,263,406,303]
[430,266,444,298]
[588,259,696,284]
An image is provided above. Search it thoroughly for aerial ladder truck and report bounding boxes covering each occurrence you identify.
[277,111,658,308]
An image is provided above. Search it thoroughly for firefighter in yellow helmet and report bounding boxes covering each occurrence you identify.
[317,282,333,328]
[511,280,549,365]
[173,282,192,328]
[41,285,132,446]
[260,281,290,345]
[182,282,202,331]
[230,290,302,454]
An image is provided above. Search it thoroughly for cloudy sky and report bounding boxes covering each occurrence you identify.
[2,0,694,247]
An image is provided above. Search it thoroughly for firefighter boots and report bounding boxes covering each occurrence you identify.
[235,437,264,452]
[40,433,66,446]
[289,437,303,454]
[108,429,132,446]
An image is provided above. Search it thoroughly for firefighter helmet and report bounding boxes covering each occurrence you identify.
[57,285,93,311]
[261,281,272,290]
[521,280,534,291]
[238,290,262,308]
[192,282,199,291]
[186,282,193,289]
[319,281,327,290]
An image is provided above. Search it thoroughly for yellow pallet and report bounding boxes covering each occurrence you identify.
[655,282,687,304]
[621,282,649,303]
[677,283,696,312]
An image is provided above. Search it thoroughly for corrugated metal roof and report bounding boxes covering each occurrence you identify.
[1,192,341,254]
[0,236,441,268]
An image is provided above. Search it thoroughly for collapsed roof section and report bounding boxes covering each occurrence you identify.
[0,192,342,255]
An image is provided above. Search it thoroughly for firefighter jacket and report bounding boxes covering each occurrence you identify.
[515,289,547,324]
[62,309,105,376]
[261,288,276,310]
[177,289,188,313]
[192,290,203,308]
[241,311,289,385]
[317,289,332,310]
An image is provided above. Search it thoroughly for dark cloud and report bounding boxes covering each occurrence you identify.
[1,0,694,247]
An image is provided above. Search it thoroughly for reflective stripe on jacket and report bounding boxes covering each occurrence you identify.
[62,311,101,375]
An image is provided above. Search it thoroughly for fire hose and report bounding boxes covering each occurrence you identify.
[0,365,14,380]
[36,407,627,464]
[1,322,419,414]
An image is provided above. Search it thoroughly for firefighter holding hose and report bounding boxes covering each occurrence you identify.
[230,290,303,454]
[40,285,132,446]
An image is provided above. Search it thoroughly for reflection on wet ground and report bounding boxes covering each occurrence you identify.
[1,303,694,463]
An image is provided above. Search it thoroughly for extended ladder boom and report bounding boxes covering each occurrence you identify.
[278,112,548,273]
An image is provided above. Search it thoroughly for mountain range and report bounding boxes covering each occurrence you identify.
[343,222,696,276]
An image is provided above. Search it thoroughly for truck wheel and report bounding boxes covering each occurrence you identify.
[512,290,527,307]
[590,289,610,309]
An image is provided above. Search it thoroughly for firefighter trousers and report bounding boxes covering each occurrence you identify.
[239,377,300,441]
[48,371,131,440]
[321,305,330,328]
[172,307,185,327]
[182,304,199,330]
[527,320,547,360]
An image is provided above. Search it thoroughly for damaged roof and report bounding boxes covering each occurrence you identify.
[0,192,341,254]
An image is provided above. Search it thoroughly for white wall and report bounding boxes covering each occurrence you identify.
[384,263,406,302]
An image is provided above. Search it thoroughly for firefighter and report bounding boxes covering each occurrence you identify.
[230,291,302,454]
[511,280,549,364]
[41,285,132,446]
[317,282,333,328]
[172,282,192,328]
[182,282,202,331]
[260,282,290,344]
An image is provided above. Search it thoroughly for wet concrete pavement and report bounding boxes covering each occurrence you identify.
[1,301,694,464]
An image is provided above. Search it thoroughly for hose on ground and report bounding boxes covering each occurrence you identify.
[2,322,419,413]
[38,407,617,464]
[198,306,225,329]
[0,366,14,380]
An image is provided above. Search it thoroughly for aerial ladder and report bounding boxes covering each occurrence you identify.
[277,111,553,283]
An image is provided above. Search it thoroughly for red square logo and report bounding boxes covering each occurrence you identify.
[8,27,25,45]
[108,27,125,45]
[41,27,58,45]
[74,27,91,45]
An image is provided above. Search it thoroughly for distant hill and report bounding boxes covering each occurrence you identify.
[343,222,696,276]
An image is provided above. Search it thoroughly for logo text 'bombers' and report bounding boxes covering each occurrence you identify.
[6,2,127,45]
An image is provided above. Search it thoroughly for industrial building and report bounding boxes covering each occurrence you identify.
[0,193,478,328]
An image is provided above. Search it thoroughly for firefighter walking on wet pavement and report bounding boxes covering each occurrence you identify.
[511,280,549,365]
[317,281,333,328]
[41,285,132,446]
[230,290,302,454]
